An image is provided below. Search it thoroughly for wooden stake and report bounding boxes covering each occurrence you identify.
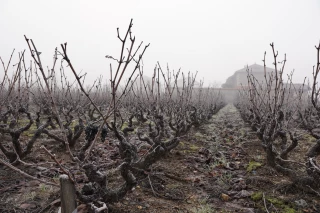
[60,174,77,213]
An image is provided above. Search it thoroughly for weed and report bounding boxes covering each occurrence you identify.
[39,183,52,192]
[251,191,263,201]
[23,191,37,201]
[52,175,60,184]
[247,160,262,172]
[191,204,215,213]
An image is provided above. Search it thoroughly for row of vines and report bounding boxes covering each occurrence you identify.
[236,42,320,193]
[0,20,225,212]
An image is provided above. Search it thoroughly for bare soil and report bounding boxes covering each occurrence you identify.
[1,104,319,213]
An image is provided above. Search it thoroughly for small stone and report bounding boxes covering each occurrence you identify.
[27,180,40,187]
[221,193,230,201]
[234,190,253,198]
[226,124,233,128]
[186,199,193,204]
[36,166,47,171]
[144,204,150,208]
[20,203,36,209]
[295,199,307,207]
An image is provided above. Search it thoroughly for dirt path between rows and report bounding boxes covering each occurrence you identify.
[116,104,319,213]
[1,104,319,212]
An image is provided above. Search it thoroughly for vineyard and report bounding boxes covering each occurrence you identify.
[0,20,320,213]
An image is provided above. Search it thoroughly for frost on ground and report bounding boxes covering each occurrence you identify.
[1,104,319,213]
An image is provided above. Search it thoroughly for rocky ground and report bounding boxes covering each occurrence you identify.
[1,104,319,212]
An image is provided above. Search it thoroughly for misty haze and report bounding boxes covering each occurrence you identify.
[0,1,320,212]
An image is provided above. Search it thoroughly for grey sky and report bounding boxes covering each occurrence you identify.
[1,0,320,86]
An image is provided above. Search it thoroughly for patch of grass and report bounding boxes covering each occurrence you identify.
[179,141,186,147]
[251,193,297,212]
[121,121,129,131]
[131,117,139,125]
[39,183,53,192]
[191,204,215,213]
[251,191,263,201]
[70,119,78,129]
[198,196,210,205]
[254,154,264,161]
[21,122,38,137]
[219,171,232,183]
[247,160,262,172]
[189,144,200,151]
[23,191,37,201]
[304,134,316,143]
[18,119,31,126]
[166,183,179,189]
[194,132,205,139]
[52,175,60,184]
[267,197,284,205]
[267,197,297,213]
[20,117,63,136]
[282,207,296,213]
[239,128,246,137]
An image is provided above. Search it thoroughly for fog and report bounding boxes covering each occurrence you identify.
[1,0,319,86]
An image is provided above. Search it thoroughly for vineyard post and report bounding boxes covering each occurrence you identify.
[60,174,77,213]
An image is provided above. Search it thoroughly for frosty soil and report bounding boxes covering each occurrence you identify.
[2,104,318,212]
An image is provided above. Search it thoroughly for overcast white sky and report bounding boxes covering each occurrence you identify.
[1,0,319,86]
